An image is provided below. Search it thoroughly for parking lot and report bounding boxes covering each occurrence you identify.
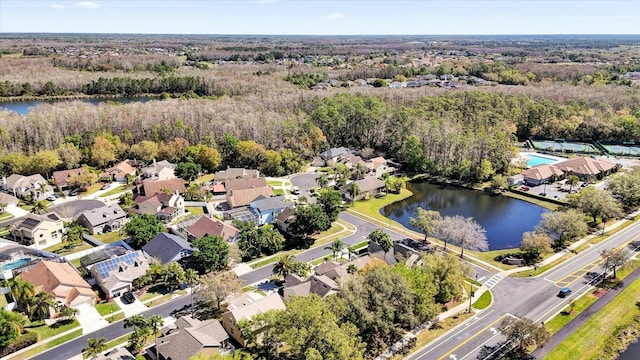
[519,179,595,200]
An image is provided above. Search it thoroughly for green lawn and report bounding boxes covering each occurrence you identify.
[95,301,121,316]
[25,319,80,339]
[273,189,285,196]
[43,240,94,256]
[185,206,204,215]
[81,183,102,196]
[14,329,83,360]
[267,179,285,186]
[544,293,598,334]
[93,231,126,244]
[146,294,173,307]
[472,290,492,310]
[194,174,215,183]
[70,258,81,268]
[348,188,413,225]
[0,212,13,221]
[0,293,7,307]
[98,186,129,198]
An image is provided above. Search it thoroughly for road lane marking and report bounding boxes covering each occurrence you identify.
[477,276,486,282]
[437,314,510,360]
[552,260,601,288]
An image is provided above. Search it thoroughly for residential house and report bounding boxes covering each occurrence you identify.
[1,174,53,200]
[156,315,232,360]
[221,293,286,346]
[274,207,296,235]
[249,195,290,226]
[19,260,95,307]
[315,256,373,282]
[209,182,226,196]
[52,167,85,192]
[77,203,128,235]
[91,250,149,299]
[184,216,240,242]
[282,274,338,301]
[142,232,193,265]
[102,160,136,183]
[214,168,259,183]
[0,238,62,280]
[91,347,135,360]
[134,192,185,223]
[79,241,133,271]
[141,160,176,181]
[0,193,19,208]
[365,156,392,178]
[335,152,366,170]
[11,213,64,249]
[225,178,274,209]
[343,177,387,200]
[138,178,186,197]
[319,147,352,166]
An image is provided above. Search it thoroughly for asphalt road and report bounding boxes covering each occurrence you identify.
[239,211,404,284]
[30,295,191,360]
[407,219,640,360]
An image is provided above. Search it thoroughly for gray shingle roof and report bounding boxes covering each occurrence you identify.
[142,232,193,265]
[319,147,351,161]
[251,195,287,213]
[77,204,127,227]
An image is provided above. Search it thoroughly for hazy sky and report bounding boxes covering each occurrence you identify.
[1,0,639,35]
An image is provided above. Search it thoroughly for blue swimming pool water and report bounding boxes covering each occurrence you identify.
[1,258,31,271]
[526,154,558,167]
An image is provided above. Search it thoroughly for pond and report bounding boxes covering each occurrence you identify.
[618,340,640,360]
[0,97,154,115]
[382,182,550,250]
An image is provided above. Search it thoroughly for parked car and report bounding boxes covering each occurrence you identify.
[46,195,56,201]
[69,190,79,196]
[520,186,530,191]
[291,186,300,195]
[122,291,136,304]
[100,183,110,190]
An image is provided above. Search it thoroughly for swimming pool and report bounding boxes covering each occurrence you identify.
[525,154,559,167]
[1,258,31,271]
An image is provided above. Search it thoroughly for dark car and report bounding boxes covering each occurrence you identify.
[122,291,136,304]
[100,183,110,190]
[558,288,572,298]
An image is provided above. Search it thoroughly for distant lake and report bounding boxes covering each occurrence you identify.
[0,97,154,115]
[382,182,549,250]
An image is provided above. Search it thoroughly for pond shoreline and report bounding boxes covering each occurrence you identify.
[0,94,161,103]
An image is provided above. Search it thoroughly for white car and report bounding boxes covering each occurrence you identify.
[291,186,300,195]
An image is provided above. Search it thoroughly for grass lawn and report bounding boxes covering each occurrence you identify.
[44,240,94,256]
[390,312,474,360]
[273,189,284,196]
[267,179,285,186]
[544,278,640,360]
[81,183,102,196]
[466,248,520,271]
[14,329,83,360]
[106,313,125,323]
[0,212,13,221]
[194,174,215,183]
[544,293,598,334]
[185,206,205,215]
[511,253,574,278]
[348,188,413,225]
[0,293,7,307]
[139,286,166,302]
[146,294,173,307]
[95,301,121,316]
[102,334,131,352]
[70,258,81,268]
[472,291,492,310]
[93,231,126,244]
[98,186,129,198]
[25,319,80,339]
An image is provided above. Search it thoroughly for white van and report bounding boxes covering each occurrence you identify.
[291,186,300,195]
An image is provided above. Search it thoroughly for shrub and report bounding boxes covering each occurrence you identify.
[0,332,39,357]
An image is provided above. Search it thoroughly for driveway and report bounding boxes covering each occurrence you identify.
[4,204,28,218]
[114,296,148,318]
[290,173,321,202]
[76,303,109,335]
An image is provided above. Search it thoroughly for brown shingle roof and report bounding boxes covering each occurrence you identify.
[105,160,136,177]
[186,216,239,241]
[227,187,273,208]
[225,178,267,191]
[52,168,85,187]
[554,157,615,177]
[18,260,94,305]
[225,293,286,323]
[521,164,564,181]
[140,178,186,196]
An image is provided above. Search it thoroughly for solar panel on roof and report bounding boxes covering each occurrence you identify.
[20,217,41,230]
[94,251,140,279]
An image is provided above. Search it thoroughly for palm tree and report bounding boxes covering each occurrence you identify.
[84,336,108,357]
[0,202,7,213]
[9,277,35,312]
[347,182,361,204]
[59,305,79,321]
[185,268,199,309]
[567,175,579,192]
[0,308,27,334]
[272,254,296,279]
[324,239,345,260]
[29,291,55,321]
[354,163,367,180]
[63,221,86,248]
[148,314,164,360]
[30,200,49,214]
[316,174,329,189]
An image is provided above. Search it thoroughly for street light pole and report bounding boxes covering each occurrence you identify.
[468,274,477,313]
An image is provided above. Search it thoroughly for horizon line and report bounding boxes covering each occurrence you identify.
[1,32,640,37]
